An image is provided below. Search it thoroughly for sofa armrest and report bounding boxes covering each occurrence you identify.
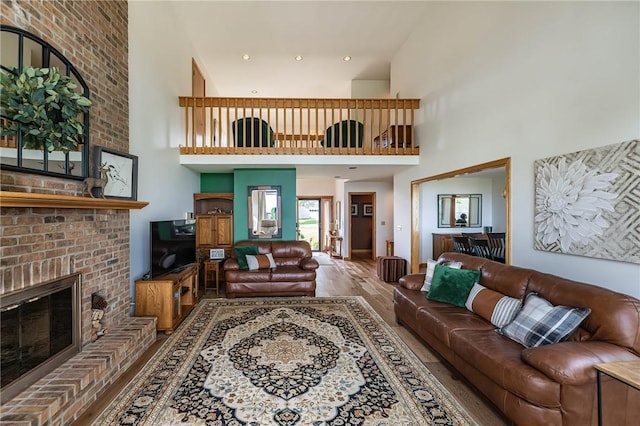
[300,258,319,270]
[223,258,240,271]
[522,341,640,385]
[398,273,425,291]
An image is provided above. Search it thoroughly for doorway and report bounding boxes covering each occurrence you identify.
[410,158,511,271]
[348,192,376,260]
[297,198,321,251]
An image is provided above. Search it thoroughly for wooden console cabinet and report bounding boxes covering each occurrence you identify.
[135,263,199,333]
[194,193,234,256]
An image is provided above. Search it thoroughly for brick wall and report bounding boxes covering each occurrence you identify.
[0,0,131,346]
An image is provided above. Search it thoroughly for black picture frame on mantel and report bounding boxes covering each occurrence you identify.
[93,146,138,200]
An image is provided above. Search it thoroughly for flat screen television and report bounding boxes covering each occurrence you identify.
[149,219,196,279]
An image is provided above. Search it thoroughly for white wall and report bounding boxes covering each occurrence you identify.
[351,79,390,99]
[128,2,200,310]
[391,2,640,297]
[297,178,336,196]
[343,181,394,257]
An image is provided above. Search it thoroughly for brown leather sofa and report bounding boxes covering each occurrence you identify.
[394,252,640,426]
[224,240,319,298]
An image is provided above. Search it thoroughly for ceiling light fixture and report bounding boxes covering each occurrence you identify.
[343,55,352,62]
[294,55,303,61]
[242,54,251,60]
[250,90,258,94]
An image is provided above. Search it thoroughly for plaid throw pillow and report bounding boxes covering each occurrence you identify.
[246,253,276,271]
[499,293,591,348]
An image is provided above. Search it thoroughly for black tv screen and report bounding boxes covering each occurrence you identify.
[149,219,196,278]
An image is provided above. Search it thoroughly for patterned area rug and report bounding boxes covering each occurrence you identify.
[95,297,476,425]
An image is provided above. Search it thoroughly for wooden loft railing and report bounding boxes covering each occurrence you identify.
[178,97,420,156]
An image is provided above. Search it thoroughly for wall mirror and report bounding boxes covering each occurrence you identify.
[247,185,282,239]
[0,26,90,180]
[438,194,482,228]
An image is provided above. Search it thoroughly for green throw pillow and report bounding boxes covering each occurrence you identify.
[235,245,259,270]
[427,264,480,307]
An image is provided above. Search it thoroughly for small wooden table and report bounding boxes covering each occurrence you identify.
[328,235,343,259]
[594,361,640,425]
[203,259,224,296]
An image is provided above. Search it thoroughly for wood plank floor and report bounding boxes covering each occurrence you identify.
[74,253,509,425]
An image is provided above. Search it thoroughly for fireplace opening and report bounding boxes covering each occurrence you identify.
[1,273,81,403]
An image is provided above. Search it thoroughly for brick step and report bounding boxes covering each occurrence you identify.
[0,316,157,426]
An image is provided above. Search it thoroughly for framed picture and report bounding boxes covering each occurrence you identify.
[209,248,225,259]
[363,204,373,216]
[534,139,639,264]
[351,203,358,216]
[93,146,138,200]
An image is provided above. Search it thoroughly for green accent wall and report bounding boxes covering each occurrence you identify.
[233,169,297,241]
[200,173,234,193]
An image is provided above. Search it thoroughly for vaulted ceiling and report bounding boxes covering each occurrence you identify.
[170,1,430,98]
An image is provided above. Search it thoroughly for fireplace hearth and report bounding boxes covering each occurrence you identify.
[0,273,81,403]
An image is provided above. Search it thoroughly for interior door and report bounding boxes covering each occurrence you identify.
[348,192,376,260]
[297,198,321,251]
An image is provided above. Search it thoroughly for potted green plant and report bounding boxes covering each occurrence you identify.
[0,66,92,153]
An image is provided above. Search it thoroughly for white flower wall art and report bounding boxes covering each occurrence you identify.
[534,139,639,264]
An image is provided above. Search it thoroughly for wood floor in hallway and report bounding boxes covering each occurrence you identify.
[74,253,509,425]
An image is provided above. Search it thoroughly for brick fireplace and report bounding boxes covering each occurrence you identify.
[0,2,157,423]
[1,274,81,403]
[0,190,157,426]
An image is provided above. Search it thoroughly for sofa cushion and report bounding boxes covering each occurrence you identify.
[394,286,434,331]
[416,303,495,347]
[235,245,259,270]
[246,253,276,270]
[225,269,272,283]
[449,329,561,408]
[270,266,316,282]
[427,264,479,307]
[499,293,591,348]
[465,283,522,328]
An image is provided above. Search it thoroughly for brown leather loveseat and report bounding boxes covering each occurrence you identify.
[224,240,319,298]
[394,252,640,426]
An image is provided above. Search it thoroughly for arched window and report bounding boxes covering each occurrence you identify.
[1,26,90,179]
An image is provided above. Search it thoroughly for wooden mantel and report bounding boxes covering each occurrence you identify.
[0,191,148,209]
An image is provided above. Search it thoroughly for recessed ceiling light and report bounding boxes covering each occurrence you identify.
[294,55,303,61]
[343,55,352,62]
[242,54,251,60]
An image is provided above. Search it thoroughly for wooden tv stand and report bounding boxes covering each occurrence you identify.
[135,263,199,333]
